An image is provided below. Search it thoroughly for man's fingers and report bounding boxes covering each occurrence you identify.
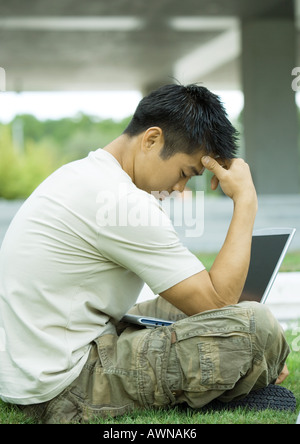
[210,175,219,191]
[202,156,228,181]
[201,156,256,203]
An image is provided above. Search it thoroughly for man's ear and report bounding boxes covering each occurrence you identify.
[141,127,164,152]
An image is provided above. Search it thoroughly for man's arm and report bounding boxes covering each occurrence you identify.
[160,157,258,316]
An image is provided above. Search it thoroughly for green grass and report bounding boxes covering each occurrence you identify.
[279,252,300,273]
[0,325,299,425]
[197,251,300,273]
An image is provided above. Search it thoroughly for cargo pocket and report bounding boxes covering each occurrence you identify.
[172,306,255,393]
[197,334,252,390]
[70,334,137,420]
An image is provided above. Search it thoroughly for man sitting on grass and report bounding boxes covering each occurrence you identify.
[0,84,289,423]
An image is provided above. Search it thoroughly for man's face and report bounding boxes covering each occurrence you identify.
[135,146,206,195]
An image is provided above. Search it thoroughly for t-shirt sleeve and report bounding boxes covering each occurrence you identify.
[96,191,205,295]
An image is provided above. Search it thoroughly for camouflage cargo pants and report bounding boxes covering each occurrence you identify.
[20,299,290,423]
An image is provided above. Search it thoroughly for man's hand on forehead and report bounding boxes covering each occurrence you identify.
[202,156,232,191]
[201,155,256,204]
[214,156,232,169]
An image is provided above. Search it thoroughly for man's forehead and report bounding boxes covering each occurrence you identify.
[187,165,203,176]
[183,154,206,176]
[184,152,225,175]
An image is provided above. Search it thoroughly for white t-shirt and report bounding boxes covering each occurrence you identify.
[0,149,204,405]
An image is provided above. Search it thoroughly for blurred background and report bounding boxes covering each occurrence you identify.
[0,0,300,321]
[0,0,300,249]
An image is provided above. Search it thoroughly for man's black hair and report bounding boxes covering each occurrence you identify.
[123,84,238,160]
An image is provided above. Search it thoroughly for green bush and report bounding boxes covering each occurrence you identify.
[0,114,131,200]
[0,125,63,199]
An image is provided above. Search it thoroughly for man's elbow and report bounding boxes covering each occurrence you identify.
[207,272,242,309]
[182,289,233,316]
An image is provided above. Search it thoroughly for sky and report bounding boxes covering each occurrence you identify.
[0,90,299,123]
[0,90,143,123]
[0,90,245,123]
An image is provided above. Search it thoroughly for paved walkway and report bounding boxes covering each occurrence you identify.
[265,272,300,325]
[1,195,300,252]
[0,199,23,247]
[172,194,300,253]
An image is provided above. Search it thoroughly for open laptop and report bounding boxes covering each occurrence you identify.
[121,227,296,328]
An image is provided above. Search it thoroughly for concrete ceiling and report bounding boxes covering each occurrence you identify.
[0,0,299,92]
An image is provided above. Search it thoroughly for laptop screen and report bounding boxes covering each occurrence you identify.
[239,233,290,303]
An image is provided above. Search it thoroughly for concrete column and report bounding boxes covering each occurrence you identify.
[241,19,300,194]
